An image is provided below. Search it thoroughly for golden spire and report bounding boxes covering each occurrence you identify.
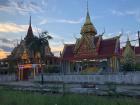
[85,0,91,24]
[87,0,88,11]
[29,15,31,27]
[25,15,34,39]
[80,0,97,35]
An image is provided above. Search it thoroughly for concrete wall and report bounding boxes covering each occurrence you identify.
[34,72,140,85]
[0,74,16,82]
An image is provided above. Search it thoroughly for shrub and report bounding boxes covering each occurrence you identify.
[44,65,60,73]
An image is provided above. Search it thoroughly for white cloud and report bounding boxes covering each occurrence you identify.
[50,33,64,40]
[52,51,61,57]
[56,18,84,24]
[0,22,42,53]
[0,0,44,15]
[49,32,75,54]
[41,0,48,6]
[0,22,41,34]
[49,34,64,52]
[0,48,10,59]
[111,9,140,22]
[111,10,124,16]
[0,23,28,33]
[120,33,139,47]
[51,44,63,52]
[39,17,84,25]
[39,19,48,25]
[125,10,140,22]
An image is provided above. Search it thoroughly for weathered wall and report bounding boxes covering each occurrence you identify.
[34,72,140,85]
[0,74,16,82]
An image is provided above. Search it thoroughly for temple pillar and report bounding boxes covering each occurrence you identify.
[67,61,71,73]
[111,56,120,72]
[76,62,81,73]
[21,69,23,80]
[18,69,20,80]
[36,66,38,74]
[109,57,114,72]
[112,56,116,72]
[62,60,66,74]
[33,68,36,78]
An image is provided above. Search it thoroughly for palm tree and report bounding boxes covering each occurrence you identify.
[29,31,53,84]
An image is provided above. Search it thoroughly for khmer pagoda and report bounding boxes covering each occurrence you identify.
[8,16,59,80]
[61,6,121,74]
[121,35,140,70]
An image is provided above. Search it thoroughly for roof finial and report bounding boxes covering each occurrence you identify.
[25,15,34,38]
[85,0,91,24]
[86,0,90,17]
[87,0,89,13]
[127,34,130,41]
[29,15,31,26]
[101,27,106,35]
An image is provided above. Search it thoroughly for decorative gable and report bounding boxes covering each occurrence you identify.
[74,35,96,54]
[78,38,90,53]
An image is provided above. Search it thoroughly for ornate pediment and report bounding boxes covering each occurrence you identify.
[74,35,97,55]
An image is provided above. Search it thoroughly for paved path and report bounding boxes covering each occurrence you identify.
[0,81,36,87]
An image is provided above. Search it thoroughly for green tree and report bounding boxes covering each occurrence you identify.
[29,31,53,84]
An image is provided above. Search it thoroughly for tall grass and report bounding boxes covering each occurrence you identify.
[0,87,139,105]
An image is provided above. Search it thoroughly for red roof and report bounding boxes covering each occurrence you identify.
[62,44,75,60]
[98,38,118,57]
[135,47,140,54]
[94,36,100,47]
[62,36,120,61]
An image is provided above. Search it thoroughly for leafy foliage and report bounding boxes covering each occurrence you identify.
[44,65,60,73]
[122,63,140,71]
[28,31,53,63]
[122,63,135,71]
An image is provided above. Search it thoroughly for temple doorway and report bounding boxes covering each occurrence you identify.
[18,64,41,80]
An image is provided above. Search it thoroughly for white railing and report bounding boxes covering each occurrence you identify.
[0,74,16,82]
[34,71,140,84]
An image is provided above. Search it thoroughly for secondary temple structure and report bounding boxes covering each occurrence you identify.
[61,8,121,73]
[8,16,60,80]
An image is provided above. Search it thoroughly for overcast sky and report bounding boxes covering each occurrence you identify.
[0,0,140,58]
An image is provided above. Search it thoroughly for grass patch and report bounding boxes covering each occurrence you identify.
[0,87,140,105]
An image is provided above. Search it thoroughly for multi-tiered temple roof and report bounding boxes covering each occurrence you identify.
[62,7,121,61]
[9,16,53,62]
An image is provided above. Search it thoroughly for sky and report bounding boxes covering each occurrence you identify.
[0,0,140,58]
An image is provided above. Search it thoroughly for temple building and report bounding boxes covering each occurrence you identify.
[61,7,121,74]
[9,16,40,64]
[121,37,135,65]
[8,16,60,80]
[121,35,140,70]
